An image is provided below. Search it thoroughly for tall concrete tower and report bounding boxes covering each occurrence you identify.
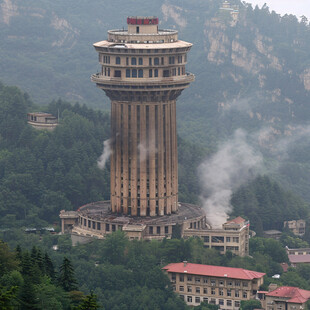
[62,17,248,257]
[92,16,194,217]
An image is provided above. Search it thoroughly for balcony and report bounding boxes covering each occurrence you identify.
[91,72,194,87]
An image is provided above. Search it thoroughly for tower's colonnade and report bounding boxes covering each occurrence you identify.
[91,16,194,217]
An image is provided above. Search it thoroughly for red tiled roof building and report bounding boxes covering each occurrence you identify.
[163,262,265,308]
[265,286,310,310]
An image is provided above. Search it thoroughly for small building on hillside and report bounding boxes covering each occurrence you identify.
[288,254,310,267]
[163,261,265,308]
[264,286,310,310]
[183,216,250,257]
[286,246,310,267]
[219,1,239,25]
[27,112,58,131]
[263,230,282,240]
[283,220,306,237]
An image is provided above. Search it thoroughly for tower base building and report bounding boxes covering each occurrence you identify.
[60,17,249,257]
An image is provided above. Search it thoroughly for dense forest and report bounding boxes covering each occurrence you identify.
[0,82,209,228]
[2,230,310,309]
[0,82,308,232]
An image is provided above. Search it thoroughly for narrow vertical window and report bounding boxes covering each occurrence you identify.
[138,69,143,78]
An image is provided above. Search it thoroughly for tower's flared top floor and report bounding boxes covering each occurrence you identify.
[103,16,180,44]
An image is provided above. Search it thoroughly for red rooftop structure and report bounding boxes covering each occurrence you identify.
[163,262,265,308]
[265,286,310,309]
[163,262,265,280]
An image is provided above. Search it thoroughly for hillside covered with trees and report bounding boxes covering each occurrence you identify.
[2,230,310,309]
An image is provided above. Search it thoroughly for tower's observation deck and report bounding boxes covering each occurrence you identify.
[91,16,194,217]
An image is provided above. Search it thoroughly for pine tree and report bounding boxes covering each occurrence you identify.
[58,257,78,292]
[35,249,44,273]
[15,245,22,262]
[44,252,55,281]
[19,280,38,310]
[75,292,100,310]
[21,251,41,284]
[0,285,17,310]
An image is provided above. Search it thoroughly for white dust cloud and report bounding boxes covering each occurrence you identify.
[198,129,263,228]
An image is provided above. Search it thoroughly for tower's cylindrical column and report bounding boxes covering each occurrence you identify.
[110,100,178,216]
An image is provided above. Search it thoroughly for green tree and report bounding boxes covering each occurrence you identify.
[75,292,100,310]
[194,301,219,310]
[58,257,78,292]
[19,280,38,310]
[0,240,19,277]
[0,285,17,310]
[44,252,55,281]
[35,276,69,310]
[240,299,262,310]
[100,230,128,265]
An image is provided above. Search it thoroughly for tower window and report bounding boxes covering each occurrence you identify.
[138,69,143,78]
[136,26,139,33]
[139,58,143,65]
[114,70,121,78]
[149,58,152,65]
[154,58,159,65]
[163,70,170,77]
[126,69,130,77]
[149,69,152,77]
[132,69,137,78]
[131,58,137,65]
[169,56,175,64]
[154,69,158,77]
[116,57,121,64]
